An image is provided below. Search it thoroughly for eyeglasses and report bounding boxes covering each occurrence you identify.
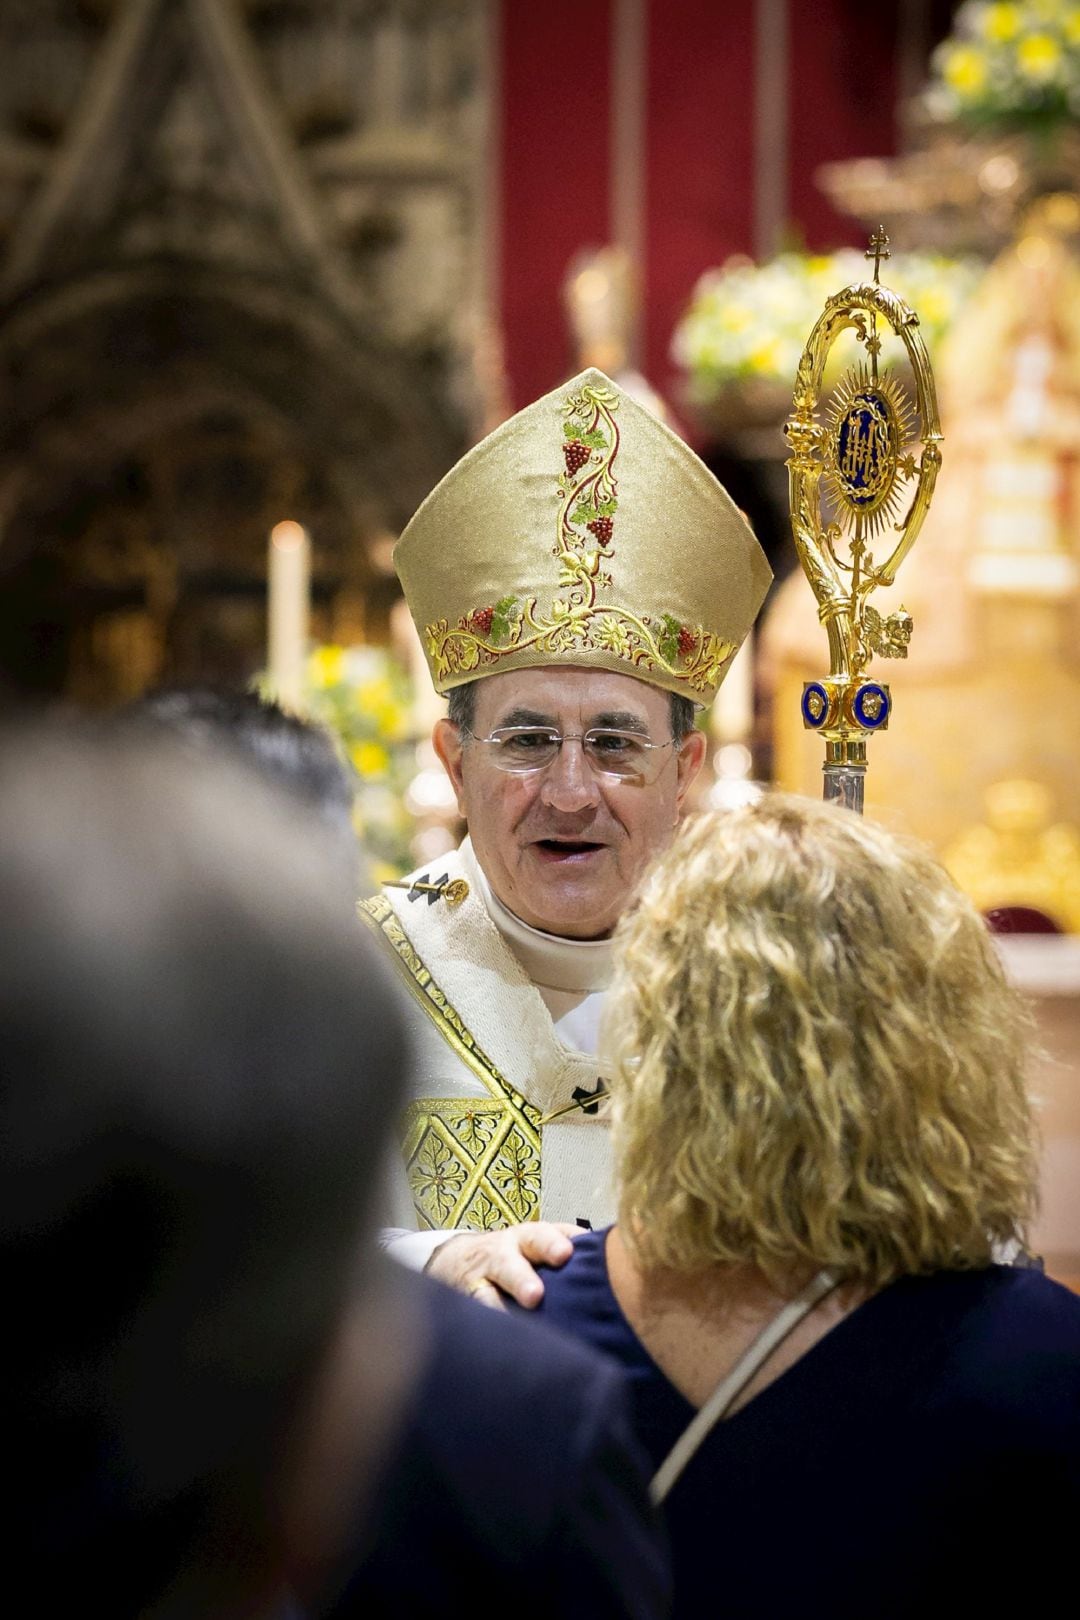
[461,725,677,782]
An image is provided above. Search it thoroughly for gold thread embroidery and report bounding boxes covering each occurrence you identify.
[401,1103,540,1230]
[358,894,542,1230]
[424,380,737,692]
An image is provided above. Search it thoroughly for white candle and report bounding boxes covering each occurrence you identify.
[391,598,446,736]
[268,521,310,710]
[712,630,754,745]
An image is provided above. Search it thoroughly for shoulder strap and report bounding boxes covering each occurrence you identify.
[361,859,600,1118]
[651,1268,839,1505]
[357,893,539,1121]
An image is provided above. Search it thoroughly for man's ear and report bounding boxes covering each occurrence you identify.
[674,728,707,811]
[432,718,468,817]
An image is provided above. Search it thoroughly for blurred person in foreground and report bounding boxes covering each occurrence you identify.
[528,794,1080,1617]
[123,687,673,1620]
[131,686,360,884]
[1,721,413,1616]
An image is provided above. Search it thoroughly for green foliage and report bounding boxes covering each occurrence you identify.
[571,499,617,524]
[490,596,521,645]
[658,613,682,664]
[563,422,607,449]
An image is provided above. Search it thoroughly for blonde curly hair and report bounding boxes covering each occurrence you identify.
[605,794,1038,1291]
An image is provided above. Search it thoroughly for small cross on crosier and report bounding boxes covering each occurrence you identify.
[866,226,890,283]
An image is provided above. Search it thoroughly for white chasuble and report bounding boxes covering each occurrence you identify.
[359,840,614,1231]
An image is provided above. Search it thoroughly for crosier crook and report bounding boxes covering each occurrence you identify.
[784,229,943,815]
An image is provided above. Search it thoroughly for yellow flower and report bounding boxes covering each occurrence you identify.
[375,699,409,739]
[919,289,948,325]
[719,303,752,333]
[943,43,989,97]
[747,340,781,376]
[351,741,391,777]
[309,645,345,688]
[980,3,1022,43]
[1066,8,1080,47]
[1017,32,1062,80]
[355,676,392,715]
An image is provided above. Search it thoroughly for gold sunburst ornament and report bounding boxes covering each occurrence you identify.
[785,227,943,813]
[823,363,918,536]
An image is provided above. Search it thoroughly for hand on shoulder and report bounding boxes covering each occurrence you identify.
[425,1221,578,1308]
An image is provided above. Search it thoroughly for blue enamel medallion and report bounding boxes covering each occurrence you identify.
[801,682,830,729]
[853,682,890,729]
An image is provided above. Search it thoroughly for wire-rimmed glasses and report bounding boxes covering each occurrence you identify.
[461,725,677,783]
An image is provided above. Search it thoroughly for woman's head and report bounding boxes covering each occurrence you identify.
[605,794,1037,1291]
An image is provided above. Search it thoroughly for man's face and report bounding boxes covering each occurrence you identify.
[433,666,706,939]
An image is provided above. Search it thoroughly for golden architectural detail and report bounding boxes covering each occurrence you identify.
[0,0,485,699]
[358,894,542,1230]
[943,780,1080,935]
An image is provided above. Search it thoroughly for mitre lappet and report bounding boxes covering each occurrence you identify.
[395,367,772,703]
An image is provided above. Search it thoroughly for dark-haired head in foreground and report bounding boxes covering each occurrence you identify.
[130,685,359,888]
[1,722,409,1616]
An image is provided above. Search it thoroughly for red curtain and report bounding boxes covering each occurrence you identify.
[497,0,902,411]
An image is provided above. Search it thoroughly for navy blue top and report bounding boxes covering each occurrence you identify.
[328,1270,670,1619]
[531,1228,1080,1618]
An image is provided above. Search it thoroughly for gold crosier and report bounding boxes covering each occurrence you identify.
[785,228,943,812]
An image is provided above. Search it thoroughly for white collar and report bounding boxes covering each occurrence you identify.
[458,837,613,994]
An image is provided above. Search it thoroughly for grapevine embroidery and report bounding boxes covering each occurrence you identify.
[426,380,736,692]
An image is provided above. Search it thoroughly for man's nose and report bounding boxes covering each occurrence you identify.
[538,738,601,811]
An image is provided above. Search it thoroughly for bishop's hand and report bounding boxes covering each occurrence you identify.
[425,1221,578,1309]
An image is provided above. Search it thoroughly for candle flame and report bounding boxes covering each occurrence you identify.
[271,520,307,551]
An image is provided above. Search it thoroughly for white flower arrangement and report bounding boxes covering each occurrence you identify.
[926,1,1080,131]
[304,643,418,878]
[672,251,983,403]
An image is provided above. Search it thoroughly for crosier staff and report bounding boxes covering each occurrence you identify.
[784,228,943,813]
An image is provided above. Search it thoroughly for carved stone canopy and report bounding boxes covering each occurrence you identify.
[0,0,489,700]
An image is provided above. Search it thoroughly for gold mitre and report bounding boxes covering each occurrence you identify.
[394,368,772,703]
